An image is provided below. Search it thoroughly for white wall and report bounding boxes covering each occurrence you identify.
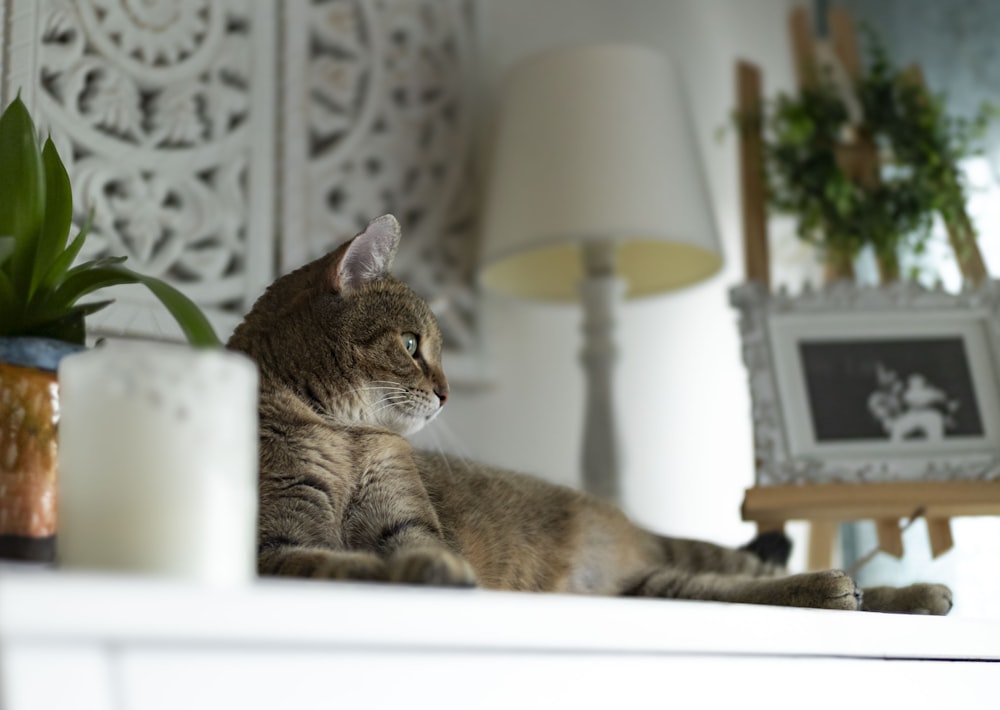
[416,0,800,548]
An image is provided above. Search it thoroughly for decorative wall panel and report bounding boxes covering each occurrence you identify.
[1,0,481,377]
[3,0,276,340]
[281,0,482,379]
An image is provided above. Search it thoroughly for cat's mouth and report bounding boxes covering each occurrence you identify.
[374,390,441,435]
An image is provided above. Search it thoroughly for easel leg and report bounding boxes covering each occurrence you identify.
[876,518,904,558]
[755,520,785,535]
[927,517,954,558]
[807,520,836,571]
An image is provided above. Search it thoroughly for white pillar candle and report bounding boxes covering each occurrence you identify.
[57,341,259,584]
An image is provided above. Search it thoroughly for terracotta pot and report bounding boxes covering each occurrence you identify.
[0,338,84,563]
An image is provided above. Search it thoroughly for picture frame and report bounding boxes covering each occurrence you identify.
[730,280,1000,485]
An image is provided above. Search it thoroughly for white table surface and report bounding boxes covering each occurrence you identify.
[2,564,998,709]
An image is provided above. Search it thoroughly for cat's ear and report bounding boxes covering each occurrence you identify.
[331,214,401,294]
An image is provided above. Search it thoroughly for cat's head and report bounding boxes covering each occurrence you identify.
[229,214,448,436]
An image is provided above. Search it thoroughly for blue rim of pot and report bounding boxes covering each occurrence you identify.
[0,336,87,372]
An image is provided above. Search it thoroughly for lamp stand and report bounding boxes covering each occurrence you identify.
[579,242,625,503]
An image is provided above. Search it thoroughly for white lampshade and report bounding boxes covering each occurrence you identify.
[479,43,723,301]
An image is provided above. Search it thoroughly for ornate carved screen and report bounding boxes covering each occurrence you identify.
[1,0,277,339]
[281,0,481,381]
[0,0,483,382]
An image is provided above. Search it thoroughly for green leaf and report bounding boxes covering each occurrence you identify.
[21,299,115,341]
[61,254,127,283]
[49,265,143,305]
[32,137,74,296]
[0,269,14,335]
[39,211,93,291]
[48,264,220,347]
[0,96,45,291]
[0,98,218,345]
[125,269,221,348]
[21,306,92,344]
[0,235,14,265]
[32,266,143,327]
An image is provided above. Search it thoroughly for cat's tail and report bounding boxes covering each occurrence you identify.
[740,530,792,567]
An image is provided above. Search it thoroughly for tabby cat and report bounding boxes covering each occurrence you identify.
[227,214,951,614]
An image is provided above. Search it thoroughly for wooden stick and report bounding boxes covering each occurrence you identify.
[875,518,904,558]
[823,249,855,283]
[901,65,988,285]
[755,520,785,535]
[743,481,1000,522]
[846,508,924,575]
[826,6,882,239]
[807,520,836,571]
[827,6,863,81]
[945,207,989,286]
[737,61,770,290]
[788,6,818,89]
[875,254,900,284]
[926,517,955,558]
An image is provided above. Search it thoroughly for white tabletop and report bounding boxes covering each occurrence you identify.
[2,564,997,661]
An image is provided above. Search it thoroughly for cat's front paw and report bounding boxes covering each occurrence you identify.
[387,548,477,588]
[777,570,862,611]
[862,583,953,615]
[908,583,953,616]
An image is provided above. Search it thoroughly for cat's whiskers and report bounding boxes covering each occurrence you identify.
[364,391,407,405]
[374,395,408,406]
[419,415,477,476]
[372,392,409,405]
[355,385,408,398]
[351,384,409,415]
[371,396,411,417]
[419,426,457,478]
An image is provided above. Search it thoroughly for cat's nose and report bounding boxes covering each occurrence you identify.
[435,386,449,406]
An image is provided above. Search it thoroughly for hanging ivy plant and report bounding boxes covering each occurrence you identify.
[750,30,995,280]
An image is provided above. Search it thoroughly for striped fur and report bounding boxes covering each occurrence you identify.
[227,215,951,615]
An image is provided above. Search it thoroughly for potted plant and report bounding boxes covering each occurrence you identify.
[746,31,993,283]
[0,94,220,562]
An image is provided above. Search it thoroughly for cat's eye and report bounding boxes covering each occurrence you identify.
[401,332,419,357]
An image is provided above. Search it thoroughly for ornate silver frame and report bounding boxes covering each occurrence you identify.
[730,279,1000,485]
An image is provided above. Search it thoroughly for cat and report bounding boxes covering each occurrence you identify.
[227,214,952,614]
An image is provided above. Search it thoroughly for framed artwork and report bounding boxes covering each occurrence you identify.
[731,281,1000,484]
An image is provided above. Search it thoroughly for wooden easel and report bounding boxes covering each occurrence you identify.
[736,6,1000,570]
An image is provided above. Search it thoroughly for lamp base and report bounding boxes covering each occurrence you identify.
[579,242,625,503]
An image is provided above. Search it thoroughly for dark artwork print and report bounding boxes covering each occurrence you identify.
[798,337,984,443]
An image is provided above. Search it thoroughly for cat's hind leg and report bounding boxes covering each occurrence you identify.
[654,532,790,577]
[861,583,952,615]
[623,568,862,611]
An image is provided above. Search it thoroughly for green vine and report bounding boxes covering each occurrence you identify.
[747,30,995,280]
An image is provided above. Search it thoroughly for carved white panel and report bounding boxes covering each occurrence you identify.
[1,0,484,378]
[281,0,484,382]
[3,0,276,341]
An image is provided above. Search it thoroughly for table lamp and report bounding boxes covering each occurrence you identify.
[479,43,722,503]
